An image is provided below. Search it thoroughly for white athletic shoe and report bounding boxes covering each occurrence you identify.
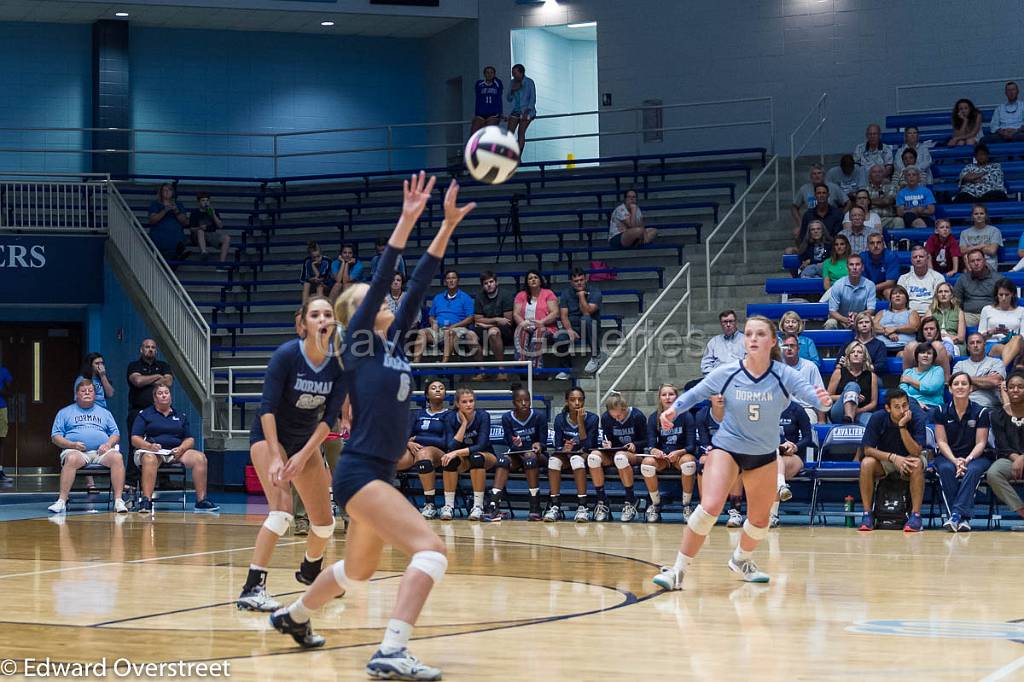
[769,513,780,529]
[420,502,437,520]
[574,506,590,523]
[593,502,610,522]
[48,499,66,514]
[114,498,128,514]
[681,504,693,522]
[236,585,281,612]
[728,557,770,583]
[366,648,441,681]
[778,483,793,502]
[620,502,637,522]
[468,505,484,521]
[726,508,743,528]
[438,505,454,521]
[652,566,683,591]
[543,505,561,522]
[645,504,661,523]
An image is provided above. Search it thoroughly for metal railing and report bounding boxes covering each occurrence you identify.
[789,92,828,201]
[0,173,111,232]
[704,155,780,309]
[896,76,1024,114]
[594,262,692,410]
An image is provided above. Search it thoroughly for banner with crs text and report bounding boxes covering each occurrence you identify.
[0,234,105,304]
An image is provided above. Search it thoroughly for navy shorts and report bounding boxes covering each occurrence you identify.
[249,419,310,457]
[726,451,777,471]
[332,453,396,510]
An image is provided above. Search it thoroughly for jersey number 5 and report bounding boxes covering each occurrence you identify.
[748,404,760,421]
[397,373,410,402]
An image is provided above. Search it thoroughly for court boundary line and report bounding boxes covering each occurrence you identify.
[980,655,1024,682]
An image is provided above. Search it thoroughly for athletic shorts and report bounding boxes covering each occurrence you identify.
[249,419,313,457]
[880,453,929,478]
[332,453,396,510]
[724,450,777,471]
[427,326,474,345]
[60,449,110,466]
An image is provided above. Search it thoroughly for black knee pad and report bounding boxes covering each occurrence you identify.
[469,453,486,470]
[523,456,538,471]
[415,459,434,474]
[495,455,511,470]
[443,457,462,472]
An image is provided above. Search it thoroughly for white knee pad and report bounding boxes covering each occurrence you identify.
[409,550,448,585]
[686,505,716,536]
[548,456,563,471]
[743,519,769,541]
[310,518,336,538]
[569,454,586,470]
[587,452,604,468]
[680,461,697,476]
[262,510,294,537]
[640,463,657,478]
[330,560,368,595]
[613,452,631,470]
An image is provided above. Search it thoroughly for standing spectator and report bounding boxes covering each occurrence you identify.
[981,81,1024,144]
[838,206,880,255]
[825,254,876,329]
[609,189,657,249]
[894,127,933,183]
[798,183,844,242]
[928,283,967,354]
[299,241,332,303]
[948,98,983,147]
[873,285,919,349]
[778,311,820,364]
[699,310,745,374]
[826,154,866,204]
[900,345,946,417]
[821,234,851,291]
[513,270,559,372]
[865,165,902,229]
[189,192,231,264]
[791,163,846,230]
[959,205,1004,273]
[854,124,894,176]
[412,270,479,364]
[796,220,832,278]
[555,267,604,377]
[861,233,900,302]
[895,167,936,228]
[126,339,174,488]
[147,183,188,262]
[898,245,946,314]
[826,341,878,425]
[506,64,537,153]
[780,333,826,423]
[925,218,961,275]
[933,372,991,532]
[893,148,931,187]
[368,236,406,281]
[954,249,998,326]
[76,352,115,410]
[473,270,515,379]
[986,370,1024,529]
[843,189,883,232]
[328,243,367,299]
[953,333,1005,409]
[471,65,503,133]
[0,354,11,481]
[852,311,889,371]
[954,144,1008,203]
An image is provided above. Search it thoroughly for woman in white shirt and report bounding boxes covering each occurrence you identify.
[842,189,882,232]
[981,278,1024,365]
[609,189,657,249]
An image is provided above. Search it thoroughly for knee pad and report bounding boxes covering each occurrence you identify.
[548,455,563,471]
[330,560,368,595]
[613,452,631,470]
[443,457,462,472]
[569,454,586,470]
[680,461,697,476]
[587,452,604,468]
[523,456,538,471]
[409,549,448,585]
[310,518,336,538]
[640,463,657,478]
[262,510,294,537]
[415,459,434,474]
[743,519,769,541]
[469,453,485,470]
[495,455,511,470]
[686,505,716,536]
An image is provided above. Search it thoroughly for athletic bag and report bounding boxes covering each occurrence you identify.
[873,473,911,530]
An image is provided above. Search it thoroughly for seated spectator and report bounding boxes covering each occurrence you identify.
[861,233,900,301]
[796,220,832,278]
[959,205,1004,273]
[893,147,932,187]
[948,98,983,147]
[986,370,1024,528]
[700,309,745,374]
[925,218,961,275]
[981,278,1024,366]
[76,352,114,410]
[898,245,946,314]
[780,333,826,423]
[609,189,657,249]
[854,124,894,176]
[299,241,332,302]
[798,183,844,242]
[955,144,1008,203]
[853,311,889,371]
[47,380,126,514]
[147,183,189,262]
[842,189,883,232]
[865,165,902,229]
[411,270,479,364]
[874,285,920,349]
[826,340,878,425]
[473,270,515,380]
[1012,231,1024,272]
[954,248,998,326]
[895,167,936,228]
[189,192,231,264]
[329,243,367,299]
[857,389,927,532]
[838,206,881,255]
[506,64,537,153]
[778,310,820,364]
[934,372,992,532]
[894,126,934,183]
[368,236,406,281]
[826,154,866,203]
[928,283,967,354]
[386,272,406,315]
[821,234,851,291]
[980,81,1024,144]
[902,316,954,379]
[825,254,876,329]
[513,270,559,371]
[554,267,605,378]
[791,163,846,230]
[131,385,218,513]
[471,65,503,134]
[900,344,946,417]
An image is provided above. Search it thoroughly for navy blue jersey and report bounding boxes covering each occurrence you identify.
[252,338,346,446]
[475,78,503,118]
[779,402,813,453]
[553,410,600,452]
[695,405,722,454]
[600,407,647,448]
[132,405,191,449]
[342,247,440,462]
[646,410,695,453]
[409,407,449,449]
[444,409,492,454]
[299,256,332,285]
[501,409,548,451]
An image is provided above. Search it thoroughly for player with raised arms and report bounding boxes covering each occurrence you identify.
[270,173,475,682]
[652,315,831,589]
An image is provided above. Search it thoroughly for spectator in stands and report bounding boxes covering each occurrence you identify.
[126,339,173,489]
[189,192,230,264]
[798,183,844,241]
[413,270,479,364]
[959,205,1004,272]
[473,270,515,381]
[386,272,406,315]
[954,248,998,326]
[843,189,883,232]
[821,234,851,291]
[299,241,332,302]
[791,164,846,231]
[862,233,899,301]
[131,384,217,513]
[76,352,114,410]
[471,65,503,134]
[894,126,934,183]
[857,389,927,532]
[796,220,832,278]
[825,253,876,329]
[900,344,946,417]
[955,144,1008,203]
[853,311,889,372]
[895,167,936,228]
[898,245,946,314]
[874,285,919,350]
[506,64,537,153]
[147,183,189,262]
[925,218,961,275]
[934,372,991,532]
[827,340,878,425]
[555,267,605,378]
[513,270,559,371]
[778,311,820,364]
[47,380,126,514]
[948,98,983,147]
[981,82,1024,144]
[826,154,866,204]
[780,333,826,423]
[980,278,1024,366]
[854,124,894,177]
[838,206,880,255]
[902,316,953,379]
[609,189,657,249]
[986,370,1024,528]
[865,165,902,229]
[1012,233,1024,272]
[700,309,744,374]
[893,147,932,187]
[368,236,406,281]
[929,283,967,354]
[329,243,367,299]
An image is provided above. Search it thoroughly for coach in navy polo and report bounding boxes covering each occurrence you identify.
[933,372,991,531]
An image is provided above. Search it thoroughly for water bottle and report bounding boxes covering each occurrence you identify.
[844,495,855,527]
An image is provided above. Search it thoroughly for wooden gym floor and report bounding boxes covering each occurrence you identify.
[0,510,1022,681]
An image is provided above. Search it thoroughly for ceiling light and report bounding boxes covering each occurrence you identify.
[114,11,129,17]
[568,21,596,28]
[320,20,334,26]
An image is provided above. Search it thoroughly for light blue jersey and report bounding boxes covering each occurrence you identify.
[670,360,823,456]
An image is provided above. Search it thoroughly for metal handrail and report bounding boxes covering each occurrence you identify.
[895,76,1024,114]
[704,155,780,309]
[789,93,828,200]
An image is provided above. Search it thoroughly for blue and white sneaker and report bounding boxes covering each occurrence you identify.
[365,648,442,681]
[957,518,972,532]
[903,512,923,533]
[194,499,220,513]
[943,512,960,532]
[137,497,153,514]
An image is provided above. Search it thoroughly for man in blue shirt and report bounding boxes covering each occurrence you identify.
[412,270,479,363]
[825,254,877,329]
[328,243,367,299]
[147,183,189,263]
[49,380,126,514]
[895,167,936,228]
[861,232,901,301]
